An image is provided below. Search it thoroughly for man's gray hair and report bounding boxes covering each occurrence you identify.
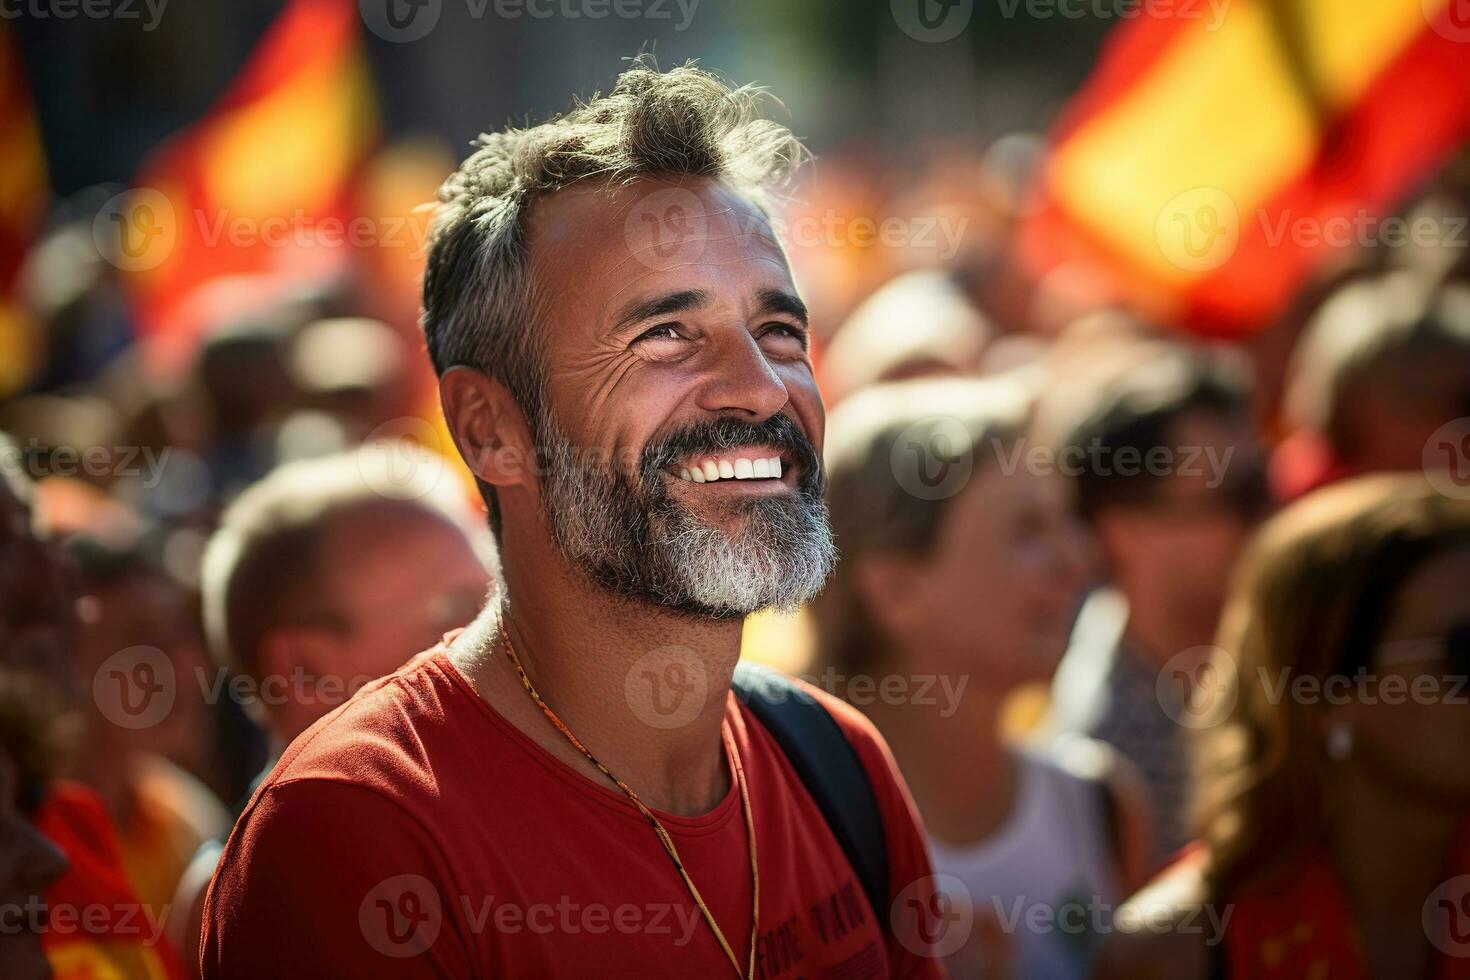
[421,57,808,473]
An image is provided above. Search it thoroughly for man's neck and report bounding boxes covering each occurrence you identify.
[449,540,742,817]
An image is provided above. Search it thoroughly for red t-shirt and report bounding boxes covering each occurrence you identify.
[201,646,946,978]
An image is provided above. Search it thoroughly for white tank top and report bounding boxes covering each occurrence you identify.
[926,738,1119,980]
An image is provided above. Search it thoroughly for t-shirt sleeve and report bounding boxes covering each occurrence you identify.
[813,691,949,980]
[200,778,476,978]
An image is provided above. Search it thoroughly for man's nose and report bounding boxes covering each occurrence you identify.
[694,331,790,421]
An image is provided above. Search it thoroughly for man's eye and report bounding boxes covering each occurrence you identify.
[636,323,682,343]
[761,323,808,347]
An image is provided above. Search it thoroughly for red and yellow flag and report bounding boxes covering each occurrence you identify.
[1019,0,1470,336]
[0,23,48,393]
[116,0,377,368]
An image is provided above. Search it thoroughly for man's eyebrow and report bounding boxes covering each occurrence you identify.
[755,289,809,328]
[611,289,711,333]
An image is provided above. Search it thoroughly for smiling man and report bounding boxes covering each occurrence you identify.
[199,61,945,979]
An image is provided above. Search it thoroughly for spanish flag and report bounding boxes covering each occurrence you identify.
[117,0,377,368]
[0,23,47,394]
[38,782,184,980]
[1019,0,1470,336]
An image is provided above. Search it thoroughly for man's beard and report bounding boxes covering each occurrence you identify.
[535,411,837,618]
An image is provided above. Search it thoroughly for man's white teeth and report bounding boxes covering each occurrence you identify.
[674,456,783,482]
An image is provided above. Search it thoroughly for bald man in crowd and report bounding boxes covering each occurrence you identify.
[171,444,493,974]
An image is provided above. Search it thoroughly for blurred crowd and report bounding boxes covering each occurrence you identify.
[3,70,1470,980]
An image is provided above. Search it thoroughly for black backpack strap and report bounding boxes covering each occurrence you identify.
[731,661,890,926]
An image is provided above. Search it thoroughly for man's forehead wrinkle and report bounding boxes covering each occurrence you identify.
[600,225,786,281]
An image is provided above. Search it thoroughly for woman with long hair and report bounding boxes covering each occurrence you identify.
[815,376,1150,979]
[1099,473,1470,979]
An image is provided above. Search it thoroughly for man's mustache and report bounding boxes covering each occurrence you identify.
[641,415,823,494]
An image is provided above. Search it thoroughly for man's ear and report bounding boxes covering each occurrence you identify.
[439,367,535,492]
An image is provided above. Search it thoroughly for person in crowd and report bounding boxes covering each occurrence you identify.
[820,268,995,404]
[1041,340,1269,869]
[814,375,1149,979]
[0,669,70,980]
[0,435,185,979]
[200,444,492,761]
[1098,472,1470,979]
[201,59,944,978]
[170,444,492,976]
[1276,271,1470,498]
[62,535,230,914]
